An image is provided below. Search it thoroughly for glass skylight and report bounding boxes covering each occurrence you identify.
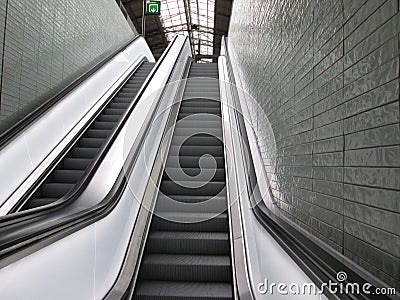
[159,0,215,62]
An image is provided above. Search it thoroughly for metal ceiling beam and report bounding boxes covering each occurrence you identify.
[196,0,201,55]
[120,0,232,63]
[183,0,195,58]
[122,1,142,32]
[164,29,213,36]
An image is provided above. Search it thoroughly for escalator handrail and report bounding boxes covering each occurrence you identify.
[221,36,393,300]
[0,36,188,268]
[0,35,141,151]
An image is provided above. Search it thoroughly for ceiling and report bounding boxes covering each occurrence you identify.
[120,0,232,62]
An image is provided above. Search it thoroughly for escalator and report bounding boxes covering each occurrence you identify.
[19,62,155,211]
[0,34,392,300]
[133,63,234,299]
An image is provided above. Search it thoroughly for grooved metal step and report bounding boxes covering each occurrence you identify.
[166,156,225,169]
[135,281,232,300]
[20,62,155,211]
[173,127,222,137]
[170,145,224,156]
[178,112,222,120]
[77,137,104,148]
[140,254,231,282]
[163,167,225,181]
[62,158,92,170]
[176,117,221,125]
[180,99,221,107]
[147,231,230,255]
[156,194,227,204]
[85,129,111,138]
[179,104,221,111]
[151,212,229,232]
[160,180,225,196]
[171,135,222,146]
[52,170,85,183]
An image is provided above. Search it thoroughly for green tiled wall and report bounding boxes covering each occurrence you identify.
[229,0,400,289]
[0,0,135,135]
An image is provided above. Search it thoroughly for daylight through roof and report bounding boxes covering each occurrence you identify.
[160,0,215,62]
[120,0,232,62]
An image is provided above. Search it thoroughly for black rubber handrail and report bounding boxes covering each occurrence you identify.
[0,35,141,151]
[222,37,392,300]
[0,36,185,268]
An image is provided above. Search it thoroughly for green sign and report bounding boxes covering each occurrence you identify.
[146,1,161,15]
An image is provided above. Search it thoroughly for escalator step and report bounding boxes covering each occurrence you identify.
[120,87,140,93]
[155,197,227,213]
[171,135,222,146]
[163,167,225,181]
[118,92,136,98]
[189,70,219,74]
[125,83,144,88]
[134,281,232,300]
[189,75,219,79]
[52,170,84,183]
[41,183,75,198]
[178,112,221,119]
[183,91,220,99]
[70,147,99,159]
[98,114,121,123]
[135,70,152,74]
[78,137,104,148]
[91,121,116,130]
[180,99,220,107]
[63,158,92,170]
[26,197,59,209]
[174,120,222,129]
[160,180,225,196]
[170,145,224,156]
[156,194,227,204]
[173,127,222,138]
[108,102,130,109]
[85,129,111,138]
[179,107,221,114]
[140,254,231,282]
[114,98,133,104]
[104,108,126,115]
[183,90,220,97]
[146,231,229,255]
[151,212,228,232]
[166,156,224,169]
